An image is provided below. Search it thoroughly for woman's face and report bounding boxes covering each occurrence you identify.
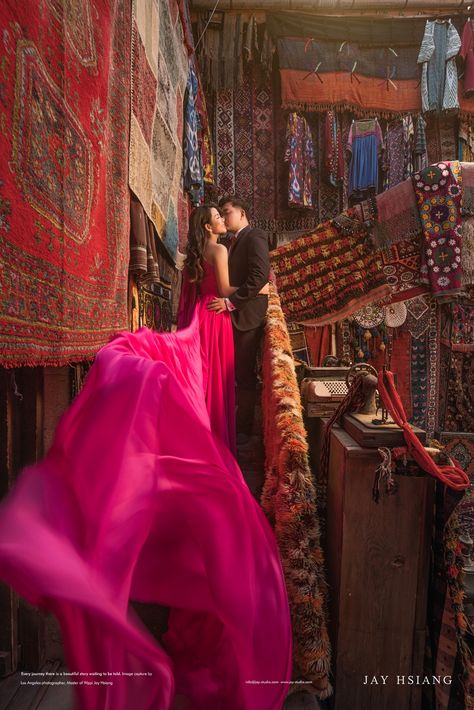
[206,208,227,236]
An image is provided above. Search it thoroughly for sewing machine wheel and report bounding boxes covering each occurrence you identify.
[345,362,378,388]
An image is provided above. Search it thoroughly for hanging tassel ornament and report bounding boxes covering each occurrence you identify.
[372,447,397,503]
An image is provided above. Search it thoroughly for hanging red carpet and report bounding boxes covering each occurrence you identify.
[0,0,131,366]
[270,219,390,325]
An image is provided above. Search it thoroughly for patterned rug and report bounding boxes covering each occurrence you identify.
[371,178,422,250]
[233,79,254,209]
[439,348,474,433]
[271,220,390,325]
[215,88,235,196]
[252,75,276,221]
[214,72,276,227]
[410,333,429,430]
[0,0,131,366]
[138,282,173,332]
[129,0,188,261]
[381,237,428,304]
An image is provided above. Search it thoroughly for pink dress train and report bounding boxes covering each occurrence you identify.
[0,262,292,709]
[185,261,236,455]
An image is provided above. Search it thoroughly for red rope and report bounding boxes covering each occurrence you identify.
[377,370,469,491]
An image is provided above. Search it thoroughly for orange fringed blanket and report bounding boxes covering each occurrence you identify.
[270,219,390,326]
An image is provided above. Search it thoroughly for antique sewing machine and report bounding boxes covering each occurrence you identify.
[301,361,426,445]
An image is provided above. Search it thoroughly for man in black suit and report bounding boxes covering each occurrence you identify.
[207,197,270,445]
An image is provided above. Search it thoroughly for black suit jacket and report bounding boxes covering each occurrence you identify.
[228,225,270,331]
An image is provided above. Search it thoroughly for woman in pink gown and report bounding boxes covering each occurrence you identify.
[0,206,292,709]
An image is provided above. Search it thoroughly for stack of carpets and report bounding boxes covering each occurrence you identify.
[261,285,331,698]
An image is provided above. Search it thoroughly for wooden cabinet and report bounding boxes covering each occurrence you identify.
[326,428,434,710]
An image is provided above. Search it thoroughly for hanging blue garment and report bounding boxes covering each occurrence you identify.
[183,64,203,204]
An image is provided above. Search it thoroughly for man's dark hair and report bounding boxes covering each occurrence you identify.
[218,196,251,220]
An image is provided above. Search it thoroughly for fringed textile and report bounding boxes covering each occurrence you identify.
[371,178,422,250]
[270,220,390,326]
[261,285,332,697]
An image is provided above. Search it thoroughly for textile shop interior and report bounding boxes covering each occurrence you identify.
[0,0,473,709]
[178,5,474,707]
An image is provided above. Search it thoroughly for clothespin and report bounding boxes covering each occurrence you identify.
[350,61,360,84]
[378,66,397,91]
[303,61,323,82]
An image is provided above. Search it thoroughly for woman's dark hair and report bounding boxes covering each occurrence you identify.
[184,204,219,283]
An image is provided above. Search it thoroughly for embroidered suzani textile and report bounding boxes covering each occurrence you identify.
[413,163,463,300]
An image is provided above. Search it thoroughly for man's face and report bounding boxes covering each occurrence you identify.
[220,202,244,233]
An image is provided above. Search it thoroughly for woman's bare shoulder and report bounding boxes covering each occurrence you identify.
[205,242,227,262]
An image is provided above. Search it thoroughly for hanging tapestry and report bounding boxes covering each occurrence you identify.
[458,121,474,162]
[439,433,474,536]
[405,294,431,340]
[325,110,344,188]
[183,63,203,203]
[381,238,427,303]
[286,322,309,364]
[441,303,474,352]
[129,0,188,261]
[461,161,474,216]
[138,282,173,332]
[0,0,131,367]
[215,88,236,196]
[214,70,276,228]
[284,112,316,209]
[252,77,276,222]
[414,115,429,172]
[233,78,254,210]
[383,120,406,190]
[440,347,474,433]
[270,220,390,326]
[275,36,474,117]
[267,13,429,46]
[410,334,429,430]
[413,163,463,300]
[371,178,422,250]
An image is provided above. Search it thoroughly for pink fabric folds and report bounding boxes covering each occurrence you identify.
[0,311,292,709]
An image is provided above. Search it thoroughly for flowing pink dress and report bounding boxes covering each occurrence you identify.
[0,261,292,710]
[180,261,236,455]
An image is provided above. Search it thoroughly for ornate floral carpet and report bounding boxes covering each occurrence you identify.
[0,0,131,366]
